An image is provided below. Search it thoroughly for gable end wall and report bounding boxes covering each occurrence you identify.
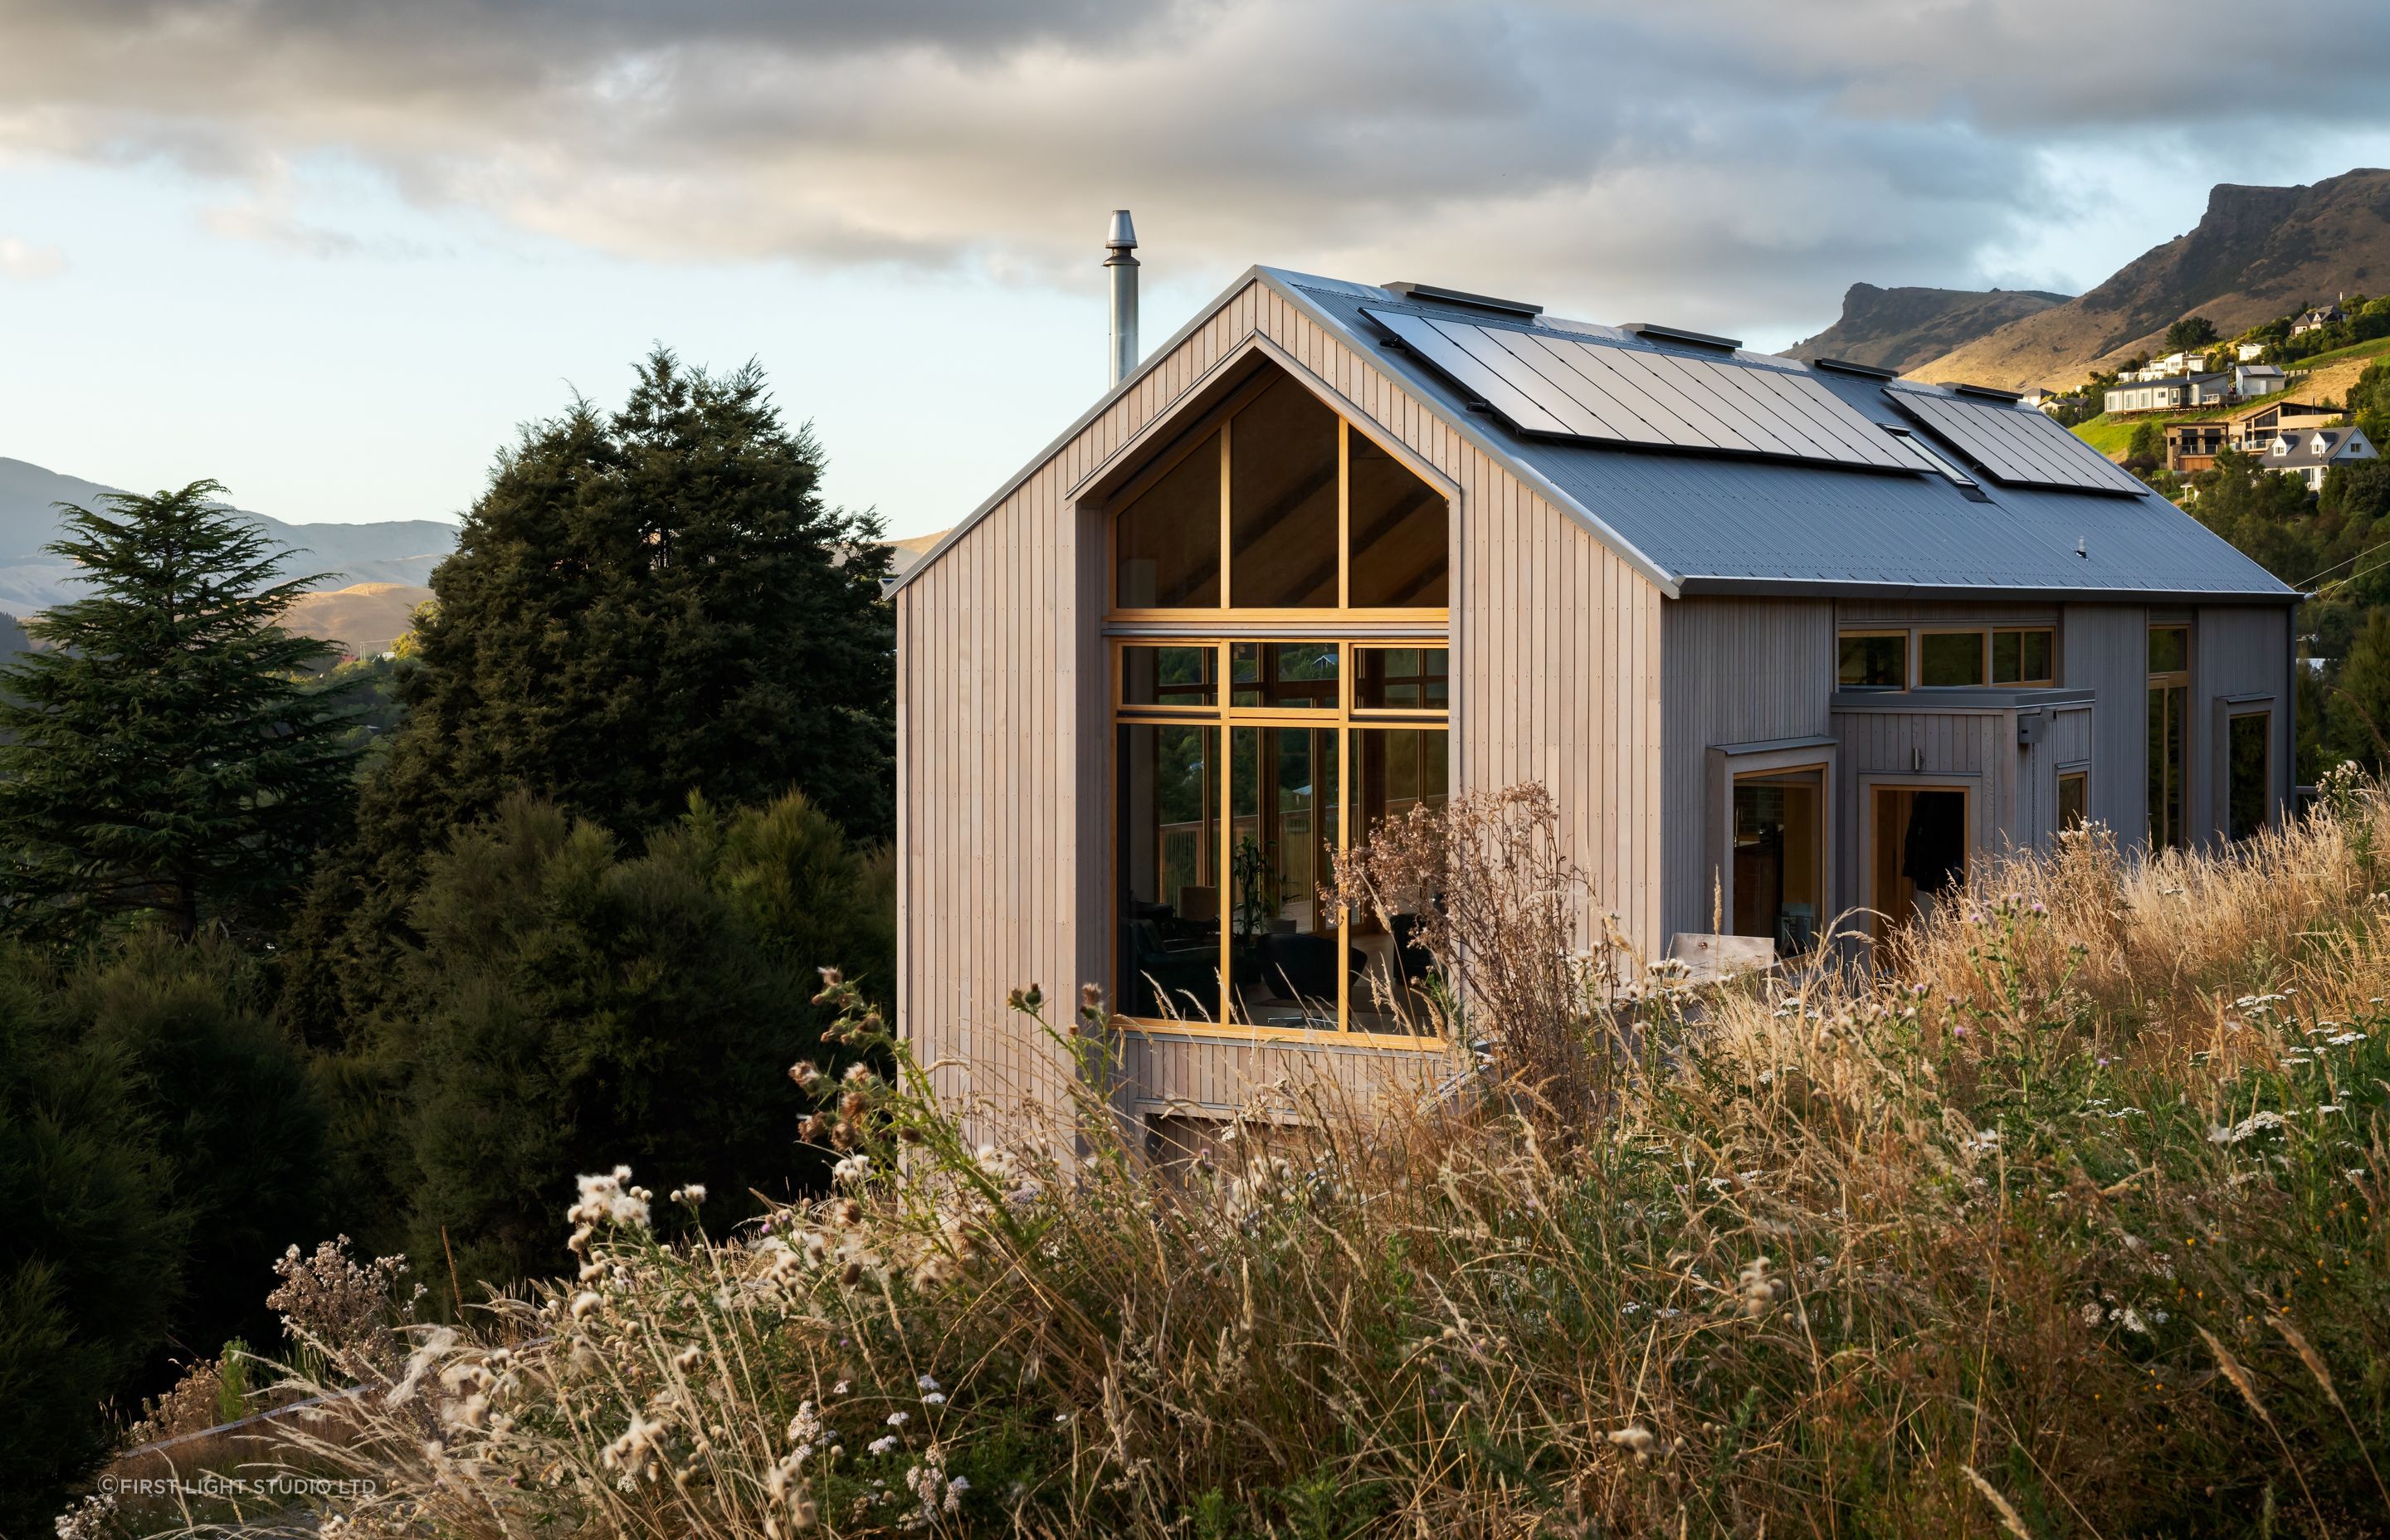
[896,280,1665,1129]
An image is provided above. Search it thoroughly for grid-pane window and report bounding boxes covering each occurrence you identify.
[1992,628,2055,686]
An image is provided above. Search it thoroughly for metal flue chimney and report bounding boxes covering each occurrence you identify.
[1105,209,1139,387]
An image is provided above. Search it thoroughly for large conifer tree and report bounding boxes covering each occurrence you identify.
[0,483,358,941]
[287,349,894,1040]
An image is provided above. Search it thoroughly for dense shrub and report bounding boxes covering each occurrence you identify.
[69,930,332,1374]
[346,789,893,1291]
[0,946,183,1534]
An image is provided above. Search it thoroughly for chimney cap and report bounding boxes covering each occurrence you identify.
[1106,209,1138,251]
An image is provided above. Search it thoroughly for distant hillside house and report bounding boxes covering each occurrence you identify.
[2231,399,2344,449]
[891,266,2296,1136]
[2237,341,2268,363]
[2292,300,2348,336]
[2261,426,2377,490]
[2165,420,2231,474]
[2104,371,2236,413]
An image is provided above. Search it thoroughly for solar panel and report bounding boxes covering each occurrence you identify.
[1363,307,1918,474]
[1886,387,2147,496]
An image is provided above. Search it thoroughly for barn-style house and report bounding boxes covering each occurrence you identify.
[887,231,2299,1134]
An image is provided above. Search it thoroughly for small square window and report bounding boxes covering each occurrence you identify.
[1992,628,2054,686]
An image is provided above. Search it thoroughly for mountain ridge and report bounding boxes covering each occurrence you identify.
[1781,284,2071,373]
[0,456,456,618]
[1902,168,2390,390]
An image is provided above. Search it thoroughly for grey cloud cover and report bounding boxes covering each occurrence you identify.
[2,0,2386,334]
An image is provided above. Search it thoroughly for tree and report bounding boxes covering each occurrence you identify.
[2164,314,2217,352]
[0,484,359,942]
[2124,420,2167,477]
[2325,607,2390,768]
[0,945,184,1529]
[350,791,894,1287]
[69,931,330,1373]
[286,351,894,1042]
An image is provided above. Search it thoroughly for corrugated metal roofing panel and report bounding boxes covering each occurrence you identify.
[1289,273,2295,601]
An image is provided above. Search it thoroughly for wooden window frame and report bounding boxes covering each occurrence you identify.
[2147,626,2192,853]
[1349,644,1453,719]
[1111,636,1449,1049]
[1106,391,1452,628]
[2056,768,2090,833]
[1916,627,1990,689]
[1836,628,1910,691]
[2221,700,2275,842]
[1991,626,2057,688]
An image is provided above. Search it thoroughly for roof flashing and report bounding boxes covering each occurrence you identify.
[1944,382,2026,402]
[1623,321,1744,352]
[1811,357,1899,379]
[1381,281,1542,318]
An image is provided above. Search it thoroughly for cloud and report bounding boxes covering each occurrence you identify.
[0,233,65,280]
[0,0,2384,334]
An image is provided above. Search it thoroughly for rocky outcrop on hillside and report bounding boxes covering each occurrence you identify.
[1781,284,2070,373]
[1905,168,2390,390]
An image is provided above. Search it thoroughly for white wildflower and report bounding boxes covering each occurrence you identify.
[566,1167,652,1230]
[2209,1110,2287,1144]
[869,1435,900,1456]
[572,1291,604,1321]
[886,1411,910,1426]
[832,1154,874,1187]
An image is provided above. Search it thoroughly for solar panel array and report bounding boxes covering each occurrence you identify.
[1886,387,2148,496]
[1362,306,1918,474]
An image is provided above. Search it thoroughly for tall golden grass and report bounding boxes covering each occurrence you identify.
[241,779,2389,1538]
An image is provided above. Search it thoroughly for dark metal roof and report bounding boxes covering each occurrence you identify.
[1275,269,2297,604]
[887,266,2299,604]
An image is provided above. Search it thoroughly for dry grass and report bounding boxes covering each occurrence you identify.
[168,781,2390,1538]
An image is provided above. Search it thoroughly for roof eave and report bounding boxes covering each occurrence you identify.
[1674,574,2302,607]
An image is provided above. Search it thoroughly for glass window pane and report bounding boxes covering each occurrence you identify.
[1838,633,1905,690]
[1226,725,1342,1029]
[1229,375,1340,608]
[1348,727,1450,1036]
[1348,430,1449,607]
[1992,630,2021,684]
[1733,771,1823,955]
[1121,645,1216,707]
[1115,723,1223,1021]
[2058,772,2086,831]
[2148,684,2187,850]
[1919,631,1985,686]
[2025,629,2053,683]
[1229,641,1339,709]
[1115,432,1220,608]
[2149,626,2188,675]
[2229,713,2270,841]
[1358,646,1449,711]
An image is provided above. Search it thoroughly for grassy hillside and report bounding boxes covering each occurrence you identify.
[230,784,2390,1539]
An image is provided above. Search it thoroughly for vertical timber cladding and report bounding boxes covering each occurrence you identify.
[895,277,1668,1130]
[1659,597,1836,943]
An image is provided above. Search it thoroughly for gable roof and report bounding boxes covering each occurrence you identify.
[892,266,2297,606]
[2268,428,2374,468]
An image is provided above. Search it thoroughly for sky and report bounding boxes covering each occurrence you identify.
[2,2,2388,542]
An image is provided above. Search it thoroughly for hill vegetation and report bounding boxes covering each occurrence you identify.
[199,782,2390,1538]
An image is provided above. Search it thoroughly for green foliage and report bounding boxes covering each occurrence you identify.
[0,482,360,943]
[288,349,894,1045]
[0,945,184,1533]
[2164,314,2217,352]
[351,789,893,1288]
[2345,359,2390,451]
[2124,419,2167,471]
[67,931,331,1371]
